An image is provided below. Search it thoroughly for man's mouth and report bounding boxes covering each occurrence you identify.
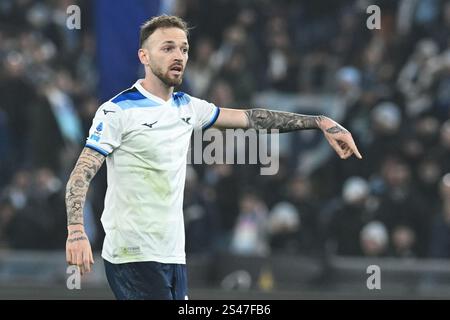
[169,64,183,75]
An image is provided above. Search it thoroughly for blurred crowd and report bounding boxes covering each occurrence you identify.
[1,0,450,262]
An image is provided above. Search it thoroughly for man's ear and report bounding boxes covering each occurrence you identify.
[138,48,149,66]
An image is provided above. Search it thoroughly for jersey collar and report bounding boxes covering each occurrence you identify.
[134,79,172,105]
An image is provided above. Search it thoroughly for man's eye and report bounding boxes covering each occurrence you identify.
[163,47,172,52]
[183,48,189,54]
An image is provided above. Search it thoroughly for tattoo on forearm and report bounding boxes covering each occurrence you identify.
[66,148,105,226]
[244,109,325,133]
[69,230,83,236]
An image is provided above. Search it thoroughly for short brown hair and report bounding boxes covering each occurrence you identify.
[139,15,189,48]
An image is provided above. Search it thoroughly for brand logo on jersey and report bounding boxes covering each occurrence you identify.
[181,117,191,124]
[90,122,104,142]
[142,121,158,128]
[103,109,116,115]
[89,134,100,142]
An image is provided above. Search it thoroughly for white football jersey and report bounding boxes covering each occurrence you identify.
[85,80,220,264]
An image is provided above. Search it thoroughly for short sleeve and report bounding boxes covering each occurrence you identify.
[85,101,124,156]
[191,96,220,130]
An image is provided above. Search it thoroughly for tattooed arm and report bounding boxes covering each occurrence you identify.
[244,109,323,133]
[65,147,105,274]
[213,108,362,159]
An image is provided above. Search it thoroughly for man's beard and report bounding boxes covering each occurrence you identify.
[151,65,183,87]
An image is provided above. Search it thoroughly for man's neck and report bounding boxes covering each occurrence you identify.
[140,74,173,102]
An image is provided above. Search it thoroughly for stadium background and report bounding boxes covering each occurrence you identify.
[1,0,450,299]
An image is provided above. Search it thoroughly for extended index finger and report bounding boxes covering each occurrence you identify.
[83,248,93,273]
[344,135,362,159]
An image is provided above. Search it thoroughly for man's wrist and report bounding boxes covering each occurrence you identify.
[316,115,332,131]
[67,224,85,232]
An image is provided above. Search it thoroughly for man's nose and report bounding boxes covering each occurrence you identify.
[174,49,185,61]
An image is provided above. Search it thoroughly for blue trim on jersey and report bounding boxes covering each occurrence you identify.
[111,87,161,110]
[172,92,191,107]
[115,98,161,110]
[85,143,109,156]
[112,89,146,103]
[203,107,220,130]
